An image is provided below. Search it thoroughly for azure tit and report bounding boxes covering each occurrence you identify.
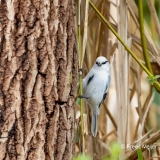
[79,56,111,137]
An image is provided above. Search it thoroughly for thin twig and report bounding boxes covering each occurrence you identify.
[78,0,84,153]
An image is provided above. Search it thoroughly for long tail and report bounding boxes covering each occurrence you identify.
[91,111,98,137]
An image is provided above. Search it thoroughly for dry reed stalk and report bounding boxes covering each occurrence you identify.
[133,126,158,145]
[134,64,143,139]
[139,93,155,141]
[81,0,89,67]
[132,86,153,141]
[116,1,129,157]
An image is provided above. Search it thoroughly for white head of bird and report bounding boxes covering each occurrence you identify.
[93,56,110,72]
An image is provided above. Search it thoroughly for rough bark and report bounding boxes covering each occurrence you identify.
[0,0,78,159]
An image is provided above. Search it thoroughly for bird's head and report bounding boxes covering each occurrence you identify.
[94,56,110,71]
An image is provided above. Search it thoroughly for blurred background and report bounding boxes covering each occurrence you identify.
[76,0,160,159]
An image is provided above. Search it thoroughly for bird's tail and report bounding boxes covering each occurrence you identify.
[91,110,99,137]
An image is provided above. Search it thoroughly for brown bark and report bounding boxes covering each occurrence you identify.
[0,0,78,159]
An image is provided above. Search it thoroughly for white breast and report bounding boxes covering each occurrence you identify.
[83,70,109,109]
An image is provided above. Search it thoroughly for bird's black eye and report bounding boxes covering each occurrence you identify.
[102,61,107,65]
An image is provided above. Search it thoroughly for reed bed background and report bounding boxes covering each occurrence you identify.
[75,0,160,159]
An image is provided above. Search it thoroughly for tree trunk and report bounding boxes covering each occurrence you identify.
[0,0,78,159]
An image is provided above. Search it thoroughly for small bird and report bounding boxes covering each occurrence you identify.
[79,56,111,137]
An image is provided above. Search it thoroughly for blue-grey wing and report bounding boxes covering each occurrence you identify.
[104,74,111,95]
[99,75,111,108]
[87,74,94,86]
[82,68,95,94]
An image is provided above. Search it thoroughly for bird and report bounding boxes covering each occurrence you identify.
[79,56,111,137]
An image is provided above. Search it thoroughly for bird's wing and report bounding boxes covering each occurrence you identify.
[82,67,95,92]
[98,74,111,108]
[87,74,94,86]
[104,74,111,95]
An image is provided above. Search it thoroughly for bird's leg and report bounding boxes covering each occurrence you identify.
[78,95,89,99]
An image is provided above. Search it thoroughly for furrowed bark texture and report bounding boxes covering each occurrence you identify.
[0,0,78,159]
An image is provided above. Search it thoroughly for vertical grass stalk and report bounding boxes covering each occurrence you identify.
[137,148,143,160]
[138,0,153,74]
[78,0,84,153]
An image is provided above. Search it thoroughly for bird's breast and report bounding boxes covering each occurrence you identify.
[83,72,109,107]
